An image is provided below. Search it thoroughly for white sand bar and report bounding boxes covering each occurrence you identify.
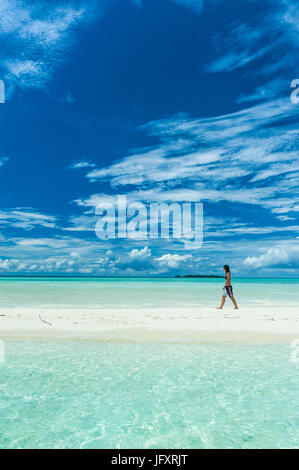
[0,305,299,343]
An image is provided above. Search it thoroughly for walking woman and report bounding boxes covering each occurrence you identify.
[217,265,238,309]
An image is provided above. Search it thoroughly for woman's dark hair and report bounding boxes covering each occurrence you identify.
[223,265,230,273]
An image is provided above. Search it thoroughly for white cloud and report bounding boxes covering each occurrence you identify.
[129,246,151,259]
[0,234,114,274]
[155,253,192,269]
[243,245,299,269]
[4,59,49,86]
[1,230,298,276]
[0,255,76,273]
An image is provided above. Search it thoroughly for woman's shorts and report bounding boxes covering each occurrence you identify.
[223,286,233,298]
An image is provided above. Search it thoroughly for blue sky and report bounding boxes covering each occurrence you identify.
[0,0,298,276]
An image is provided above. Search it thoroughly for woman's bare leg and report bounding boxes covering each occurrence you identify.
[217,295,226,309]
[230,296,238,309]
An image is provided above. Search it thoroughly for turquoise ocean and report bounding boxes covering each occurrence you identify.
[1,276,299,308]
[0,277,298,449]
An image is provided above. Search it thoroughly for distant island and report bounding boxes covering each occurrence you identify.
[175,274,222,278]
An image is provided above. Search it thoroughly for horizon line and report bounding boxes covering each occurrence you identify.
[0,274,298,279]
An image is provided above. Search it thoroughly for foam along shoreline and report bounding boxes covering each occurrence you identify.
[0,305,298,343]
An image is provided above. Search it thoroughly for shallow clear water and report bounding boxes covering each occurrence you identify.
[0,277,298,308]
[0,340,298,449]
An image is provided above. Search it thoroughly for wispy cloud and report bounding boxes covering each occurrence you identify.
[0,0,99,90]
[132,0,203,14]
[60,91,76,103]
[237,79,287,104]
[0,208,57,230]
[0,156,9,168]
[206,22,271,73]
[171,0,203,14]
[206,0,299,76]
[71,160,96,169]
[81,96,298,216]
